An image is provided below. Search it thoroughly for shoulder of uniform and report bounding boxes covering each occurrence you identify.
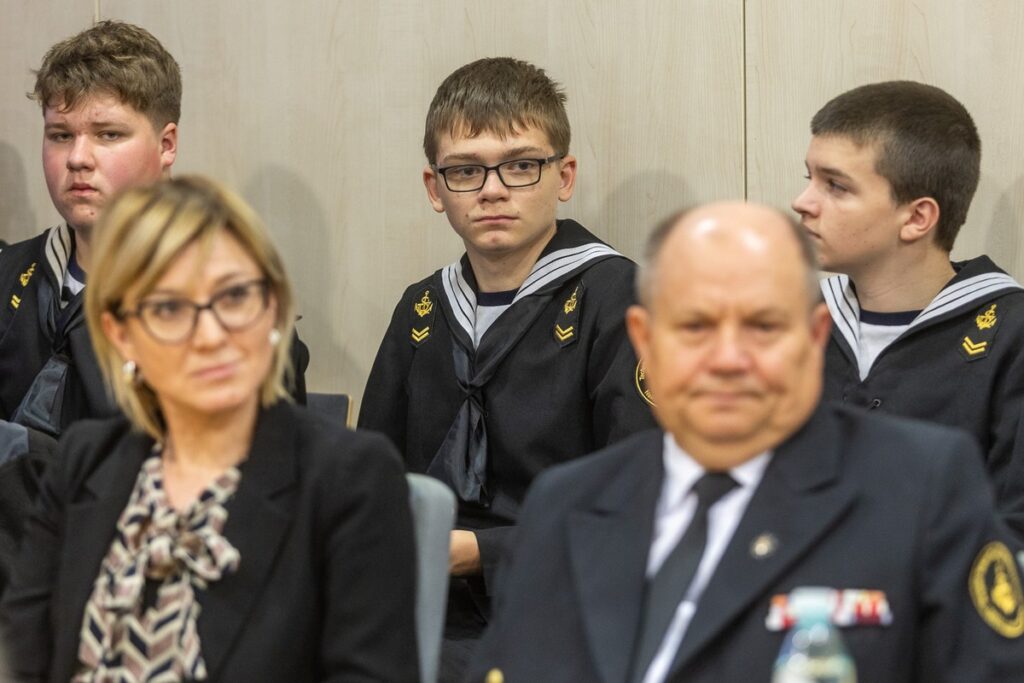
[0,229,50,264]
[397,271,441,303]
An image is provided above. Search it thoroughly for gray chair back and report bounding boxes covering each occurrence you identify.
[306,392,352,428]
[406,473,456,683]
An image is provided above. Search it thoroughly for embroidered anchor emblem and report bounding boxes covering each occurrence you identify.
[554,324,574,342]
[19,262,36,287]
[977,304,997,330]
[563,287,578,315]
[414,291,433,318]
[962,336,988,356]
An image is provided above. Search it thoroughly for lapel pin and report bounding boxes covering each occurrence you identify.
[751,532,778,559]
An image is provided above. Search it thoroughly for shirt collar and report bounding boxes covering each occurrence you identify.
[660,432,772,512]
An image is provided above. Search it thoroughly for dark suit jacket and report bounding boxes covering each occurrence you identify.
[0,401,419,682]
[469,403,1024,683]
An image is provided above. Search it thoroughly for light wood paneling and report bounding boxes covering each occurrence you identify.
[98,0,745,408]
[0,2,96,244]
[746,0,1024,276]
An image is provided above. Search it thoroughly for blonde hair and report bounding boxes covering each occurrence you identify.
[85,175,295,439]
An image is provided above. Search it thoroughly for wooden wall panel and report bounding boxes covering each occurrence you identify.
[746,0,1024,275]
[96,0,745,409]
[0,2,96,245]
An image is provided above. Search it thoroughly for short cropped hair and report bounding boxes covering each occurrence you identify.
[423,57,570,163]
[636,205,822,309]
[811,81,980,252]
[85,176,295,439]
[31,20,181,128]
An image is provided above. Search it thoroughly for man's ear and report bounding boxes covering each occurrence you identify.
[898,197,941,245]
[159,122,177,173]
[423,165,446,214]
[625,304,651,362]
[809,301,832,349]
[557,154,578,202]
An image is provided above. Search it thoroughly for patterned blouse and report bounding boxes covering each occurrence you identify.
[73,452,242,682]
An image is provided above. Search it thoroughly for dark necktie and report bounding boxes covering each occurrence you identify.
[630,471,739,683]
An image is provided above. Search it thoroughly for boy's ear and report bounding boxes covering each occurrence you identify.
[159,122,177,172]
[557,154,577,202]
[423,165,446,214]
[898,197,941,246]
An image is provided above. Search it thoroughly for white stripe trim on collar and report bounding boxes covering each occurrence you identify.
[820,270,1024,354]
[821,274,860,353]
[44,225,72,285]
[441,262,477,342]
[439,242,622,342]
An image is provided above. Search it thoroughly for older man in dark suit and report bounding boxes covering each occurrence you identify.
[468,202,1024,683]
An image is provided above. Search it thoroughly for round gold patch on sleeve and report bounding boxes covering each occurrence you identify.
[969,541,1024,638]
[635,360,655,407]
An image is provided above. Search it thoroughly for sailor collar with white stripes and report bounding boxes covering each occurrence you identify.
[821,257,1024,353]
[439,221,622,343]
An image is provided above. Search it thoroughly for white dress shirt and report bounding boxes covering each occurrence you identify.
[641,433,772,683]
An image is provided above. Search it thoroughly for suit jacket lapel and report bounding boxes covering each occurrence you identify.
[568,431,664,683]
[668,406,859,677]
[54,427,150,681]
[199,402,299,678]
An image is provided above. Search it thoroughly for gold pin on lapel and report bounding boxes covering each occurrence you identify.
[485,668,504,683]
[751,532,778,559]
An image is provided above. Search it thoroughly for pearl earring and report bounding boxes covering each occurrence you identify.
[269,328,282,346]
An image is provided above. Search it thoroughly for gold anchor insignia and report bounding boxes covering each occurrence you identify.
[10,294,21,309]
[410,326,430,343]
[970,541,1024,638]
[554,324,574,342]
[563,286,578,314]
[977,304,997,330]
[19,262,36,287]
[993,566,1018,616]
[414,291,433,318]
[962,336,988,356]
[635,360,655,406]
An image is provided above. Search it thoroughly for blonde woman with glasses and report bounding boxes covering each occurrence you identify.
[0,176,419,682]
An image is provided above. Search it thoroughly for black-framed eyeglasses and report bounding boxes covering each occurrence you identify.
[117,279,271,344]
[433,154,565,192]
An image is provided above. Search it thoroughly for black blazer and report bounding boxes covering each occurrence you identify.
[469,404,1024,683]
[0,401,419,682]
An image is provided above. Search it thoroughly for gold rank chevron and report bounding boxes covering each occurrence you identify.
[411,326,430,343]
[10,295,20,309]
[554,324,574,342]
[962,335,988,356]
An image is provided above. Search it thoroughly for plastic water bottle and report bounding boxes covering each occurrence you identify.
[771,587,857,683]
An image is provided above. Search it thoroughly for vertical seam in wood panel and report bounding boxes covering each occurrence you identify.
[741,0,748,199]
[94,0,101,22]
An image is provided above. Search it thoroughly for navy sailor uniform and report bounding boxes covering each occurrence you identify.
[358,219,656,642]
[822,256,1024,539]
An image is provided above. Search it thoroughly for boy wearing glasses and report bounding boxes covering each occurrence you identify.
[359,57,655,680]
